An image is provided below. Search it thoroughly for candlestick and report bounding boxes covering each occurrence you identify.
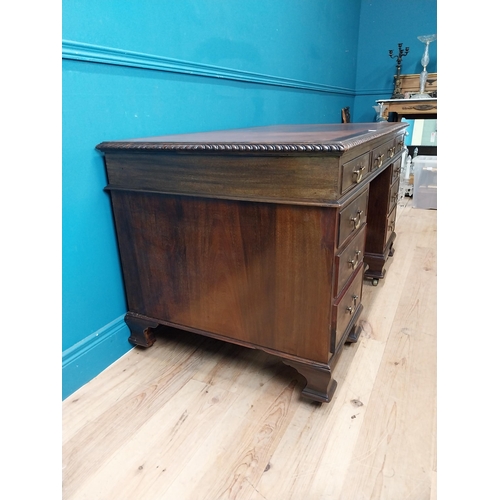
[411,34,437,99]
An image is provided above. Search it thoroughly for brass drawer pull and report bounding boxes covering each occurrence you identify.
[346,294,360,315]
[348,250,361,268]
[388,220,395,232]
[350,210,363,230]
[374,153,385,168]
[351,165,366,184]
[388,146,396,158]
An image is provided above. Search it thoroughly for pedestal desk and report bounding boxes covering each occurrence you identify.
[97,122,408,403]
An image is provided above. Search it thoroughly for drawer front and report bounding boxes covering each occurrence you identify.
[385,204,397,246]
[332,265,364,351]
[335,224,366,297]
[338,189,369,248]
[389,177,400,213]
[391,157,402,184]
[395,134,405,154]
[371,139,397,171]
[341,152,370,195]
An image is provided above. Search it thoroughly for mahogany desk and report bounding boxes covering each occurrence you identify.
[97,122,408,403]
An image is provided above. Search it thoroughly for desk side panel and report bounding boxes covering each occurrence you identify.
[109,191,335,363]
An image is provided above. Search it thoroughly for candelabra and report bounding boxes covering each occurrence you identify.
[389,43,409,99]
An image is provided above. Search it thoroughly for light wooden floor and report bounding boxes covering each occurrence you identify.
[62,197,437,500]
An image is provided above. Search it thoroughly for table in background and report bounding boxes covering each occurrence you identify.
[378,72,437,121]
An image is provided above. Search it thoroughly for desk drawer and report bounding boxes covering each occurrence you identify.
[371,139,396,171]
[385,204,397,246]
[332,265,364,351]
[341,152,370,195]
[335,224,366,297]
[391,157,402,184]
[389,178,400,213]
[338,189,369,248]
[395,134,405,154]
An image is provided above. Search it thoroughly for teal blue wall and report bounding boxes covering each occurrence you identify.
[62,0,436,399]
[353,0,437,122]
[62,0,363,399]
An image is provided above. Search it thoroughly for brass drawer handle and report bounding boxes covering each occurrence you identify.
[352,165,366,184]
[374,153,385,168]
[388,146,396,158]
[350,210,363,230]
[388,220,395,232]
[346,294,360,315]
[348,250,361,268]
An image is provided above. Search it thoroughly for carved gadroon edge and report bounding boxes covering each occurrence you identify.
[97,142,350,153]
[96,128,407,154]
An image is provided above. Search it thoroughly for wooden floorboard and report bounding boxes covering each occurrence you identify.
[62,197,437,500]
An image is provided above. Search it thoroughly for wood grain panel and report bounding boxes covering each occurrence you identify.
[110,191,336,363]
[105,152,343,204]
